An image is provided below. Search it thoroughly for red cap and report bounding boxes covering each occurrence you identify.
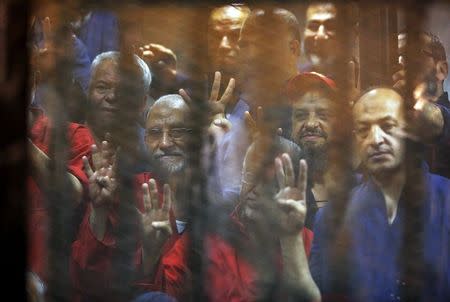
[286,72,336,101]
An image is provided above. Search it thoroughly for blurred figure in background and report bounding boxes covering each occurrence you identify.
[393,31,450,178]
[217,7,302,203]
[207,4,250,117]
[206,134,320,301]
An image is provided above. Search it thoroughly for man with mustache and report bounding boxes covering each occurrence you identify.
[315,87,450,301]
[86,51,151,159]
[71,53,192,301]
[145,94,191,177]
[288,73,337,221]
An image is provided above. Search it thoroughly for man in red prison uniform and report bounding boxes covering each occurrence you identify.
[28,106,94,281]
[71,93,201,301]
[206,136,320,302]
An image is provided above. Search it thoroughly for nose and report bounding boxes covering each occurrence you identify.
[219,35,231,50]
[368,125,384,146]
[105,88,116,103]
[315,24,328,40]
[305,113,320,130]
[159,130,174,150]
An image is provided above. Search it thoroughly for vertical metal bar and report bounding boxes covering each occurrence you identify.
[321,1,355,296]
[109,5,142,302]
[399,1,427,301]
[183,3,209,301]
[46,2,76,301]
[359,1,398,88]
[0,0,28,300]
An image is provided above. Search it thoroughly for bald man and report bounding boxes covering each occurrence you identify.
[313,87,450,301]
[71,94,194,301]
[217,8,302,203]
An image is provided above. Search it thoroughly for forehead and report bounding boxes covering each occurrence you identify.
[398,33,432,52]
[147,101,190,125]
[354,90,403,122]
[210,7,248,28]
[92,60,119,81]
[293,91,333,110]
[306,4,337,21]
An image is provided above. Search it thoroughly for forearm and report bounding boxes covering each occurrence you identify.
[418,101,444,141]
[88,206,109,241]
[280,235,321,302]
[141,244,164,278]
[29,138,83,203]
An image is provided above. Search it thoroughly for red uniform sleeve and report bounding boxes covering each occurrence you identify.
[71,206,117,301]
[206,228,314,302]
[71,172,186,301]
[66,124,95,187]
[206,234,258,302]
[135,232,191,301]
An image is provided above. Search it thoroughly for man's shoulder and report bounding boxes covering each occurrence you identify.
[425,172,450,198]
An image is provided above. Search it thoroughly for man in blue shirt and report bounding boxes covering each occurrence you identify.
[311,87,450,301]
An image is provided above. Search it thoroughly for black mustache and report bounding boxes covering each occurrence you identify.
[300,130,327,138]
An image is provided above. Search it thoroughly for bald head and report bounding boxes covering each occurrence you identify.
[353,88,406,175]
[146,94,192,177]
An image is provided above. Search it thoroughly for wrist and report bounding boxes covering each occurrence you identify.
[89,206,109,240]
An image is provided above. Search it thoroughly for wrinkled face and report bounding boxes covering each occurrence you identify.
[208,6,248,75]
[291,90,332,153]
[353,90,406,175]
[145,101,192,176]
[88,60,121,129]
[304,3,338,70]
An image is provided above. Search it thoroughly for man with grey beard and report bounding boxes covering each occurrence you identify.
[288,72,337,215]
[146,94,191,179]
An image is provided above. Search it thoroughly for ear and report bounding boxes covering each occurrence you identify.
[139,94,149,113]
[436,60,448,82]
[290,39,301,57]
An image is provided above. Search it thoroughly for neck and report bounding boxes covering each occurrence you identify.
[86,118,106,144]
[372,166,406,224]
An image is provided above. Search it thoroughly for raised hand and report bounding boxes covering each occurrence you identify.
[179,71,235,142]
[141,179,173,251]
[274,154,308,236]
[82,139,117,208]
[139,43,177,89]
[244,106,264,142]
